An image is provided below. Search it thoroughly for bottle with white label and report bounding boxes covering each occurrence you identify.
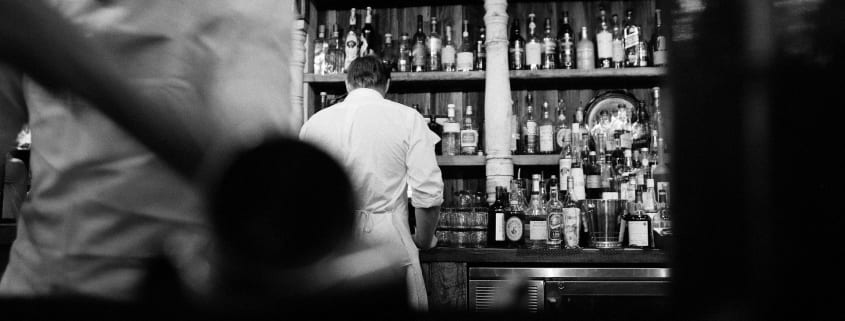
[542,18,557,69]
[555,100,570,154]
[624,10,641,67]
[524,174,547,249]
[611,14,625,68]
[428,16,442,71]
[457,20,474,72]
[545,179,564,249]
[623,190,652,248]
[585,151,602,199]
[441,104,460,156]
[652,9,667,66]
[576,26,595,70]
[525,13,542,70]
[539,101,555,154]
[442,24,457,71]
[558,11,575,69]
[488,186,508,248]
[460,105,479,155]
[344,8,360,72]
[523,94,538,154]
[561,176,581,249]
[596,19,613,68]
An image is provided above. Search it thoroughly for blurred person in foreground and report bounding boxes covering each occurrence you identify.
[299,56,444,312]
[0,0,293,300]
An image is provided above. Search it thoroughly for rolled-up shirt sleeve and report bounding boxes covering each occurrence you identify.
[406,114,444,208]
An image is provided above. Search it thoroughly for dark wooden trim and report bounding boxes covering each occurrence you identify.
[419,247,670,264]
[304,68,667,84]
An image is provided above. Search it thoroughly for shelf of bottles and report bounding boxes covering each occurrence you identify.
[305,67,665,84]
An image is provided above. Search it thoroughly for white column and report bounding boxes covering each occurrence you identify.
[483,0,513,203]
[290,19,307,132]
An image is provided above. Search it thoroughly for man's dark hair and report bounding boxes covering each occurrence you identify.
[346,56,390,90]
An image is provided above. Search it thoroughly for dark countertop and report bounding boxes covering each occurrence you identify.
[419,247,671,265]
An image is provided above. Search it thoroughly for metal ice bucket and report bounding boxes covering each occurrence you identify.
[582,199,625,249]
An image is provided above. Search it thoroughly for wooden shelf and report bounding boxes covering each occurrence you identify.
[304,67,667,84]
[420,247,671,264]
[436,155,486,166]
[512,155,560,166]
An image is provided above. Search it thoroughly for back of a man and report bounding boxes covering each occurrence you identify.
[299,57,443,311]
[0,0,291,299]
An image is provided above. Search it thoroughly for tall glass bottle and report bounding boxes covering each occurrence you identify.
[428,16,442,71]
[546,178,564,248]
[457,20,474,72]
[314,24,328,75]
[576,26,595,70]
[344,8,360,72]
[510,100,521,155]
[525,13,542,71]
[623,10,642,68]
[522,94,538,154]
[412,15,428,72]
[442,24,457,71]
[651,87,664,140]
[508,18,525,70]
[475,25,486,71]
[561,176,581,249]
[398,33,412,72]
[585,151,601,199]
[555,100,570,154]
[616,149,636,201]
[381,33,397,71]
[424,105,443,155]
[460,105,479,155]
[624,189,652,248]
[505,179,526,248]
[325,24,344,74]
[596,18,613,68]
[652,9,667,66]
[611,14,625,68]
[542,18,557,69]
[360,7,377,56]
[441,104,460,155]
[525,174,547,249]
[558,11,575,69]
[652,137,669,204]
[539,101,555,154]
[488,186,508,248]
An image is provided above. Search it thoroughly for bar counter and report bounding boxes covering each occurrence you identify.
[420,247,671,264]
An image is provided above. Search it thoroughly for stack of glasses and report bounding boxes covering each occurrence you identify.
[436,190,488,248]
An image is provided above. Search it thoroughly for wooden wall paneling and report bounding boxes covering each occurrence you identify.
[426,262,468,312]
[558,88,582,126]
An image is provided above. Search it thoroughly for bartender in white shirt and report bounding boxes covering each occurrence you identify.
[299,56,443,312]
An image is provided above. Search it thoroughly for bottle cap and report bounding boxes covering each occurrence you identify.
[448,103,455,108]
[589,151,596,156]
[624,149,632,157]
[466,106,473,114]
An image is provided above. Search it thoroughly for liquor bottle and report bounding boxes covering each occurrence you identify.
[424,105,443,155]
[652,137,669,204]
[576,26,595,70]
[561,176,581,249]
[314,24,328,75]
[525,174,547,249]
[545,178,564,249]
[509,18,525,70]
[616,149,636,201]
[539,101,555,154]
[460,105,479,155]
[428,16,442,71]
[442,24,457,72]
[441,104,460,155]
[637,147,650,191]
[611,14,625,68]
[623,9,641,68]
[510,100,521,155]
[643,178,657,213]
[398,33,412,72]
[360,7,377,56]
[318,92,328,112]
[488,186,508,248]
[505,179,526,248]
[381,33,397,71]
[344,8,360,72]
[525,13,542,71]
[596,18,613,68]
[600,154,619,200]
[631,101,651,150]
[325,24,344,74]
[651,87,664,140]
[523,94,538,154]
[637,39,650,67]
[412,15,428,72]
[475,25,486,71]
[555,100,570,154]
[457,20,474,72]
[623,189,652,248]
[569,136,587,201]
[585,151,601,199]
[558,11,575,69]
[652,9,668,67]
[542,18,557,70]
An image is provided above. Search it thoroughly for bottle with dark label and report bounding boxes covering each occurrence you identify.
[623,9,641,67]
[542,18,557,70]
[424,105,443,155]
[652,9,668,66]
[360,7,377,56]
[525,13,542,70]
[344,8,360,72]
[398,33,412,72]
[475,25,486,71]
[585,151,601,199]
[412,15,428,72]
[381,33,397,71]
[558,11,575,69]
[505,179,526,248]
[488,186,508,248]
[428,16,442,71]
[623,189,653,248]
[508,18,525,70]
